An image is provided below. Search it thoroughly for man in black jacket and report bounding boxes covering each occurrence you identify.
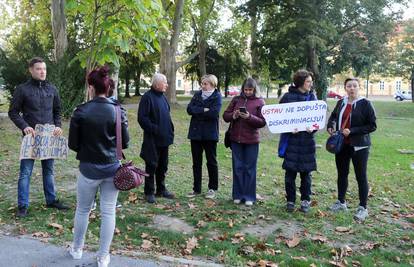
[8,57,68,217]
[138,73,175,203]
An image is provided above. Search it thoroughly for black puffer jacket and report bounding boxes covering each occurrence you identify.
[327,97,376,147]
[68,97,129,164]
[279,86,317,172]
[8,78,61,132]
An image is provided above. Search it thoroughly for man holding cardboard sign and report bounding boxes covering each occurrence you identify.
[8,57,69,217]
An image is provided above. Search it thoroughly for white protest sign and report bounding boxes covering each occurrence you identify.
[261,100,328,134]
[19,124,68,160]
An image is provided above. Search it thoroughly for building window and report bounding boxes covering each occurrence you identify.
[177,79,182,88]
[396,81,401,91]
[379,81,384,91]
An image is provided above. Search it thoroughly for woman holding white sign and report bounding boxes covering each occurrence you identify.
[68,66,129,267]
[223,78,266,206]
[279,69,317,213]
[327,78,376,222]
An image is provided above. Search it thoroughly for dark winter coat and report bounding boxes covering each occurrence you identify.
[8,78,61,133]
[222,94,266,144]
[138,87,174,166]
[327,97,376,147]
[68,97,129,164]
[279,86,317,172]
[187,90,222,141]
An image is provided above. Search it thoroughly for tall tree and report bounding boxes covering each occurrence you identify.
[51,0,68,61]
[159,0,198,103]
[66,0,163,100]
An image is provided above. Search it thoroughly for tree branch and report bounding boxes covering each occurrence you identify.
[176,51,199,69]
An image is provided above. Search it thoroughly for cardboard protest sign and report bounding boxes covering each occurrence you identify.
[261,100,328,134]
[19,124,68,160]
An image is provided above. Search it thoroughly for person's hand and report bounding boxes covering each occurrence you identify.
[306,126,313,133]
[232,110,240,120]
[204,107,210,112]
[342,128,350,137]
[292,128,299,134]
[53,127,63,136]
[327,128,334,135]
[239,111,250,119]
[23,127,35,136]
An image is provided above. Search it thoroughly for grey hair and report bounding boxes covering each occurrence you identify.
[151,73,167,87]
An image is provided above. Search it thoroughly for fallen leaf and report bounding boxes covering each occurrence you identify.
[311,235,328,243]
[114,228,121,235]
[196,220,206,228]
[32,232,50,238]
[188,203,196,209]
[183,236,198,255]
[335,226,351,233]
[286,236,301,248]
[351,260,361,267]
[128,192,138,203]
[228,219,234,228]
[141,233,149,239]
[205,199,216,208]
[48,223,63,230]
[240,245,254,255]
[141,240,153,250]
[329,260,346,267]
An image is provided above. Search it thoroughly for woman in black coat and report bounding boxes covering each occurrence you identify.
[186,74,222,199]
[327,78,376,222]
[279,70,317,213]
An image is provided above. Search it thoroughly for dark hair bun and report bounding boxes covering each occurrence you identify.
[98,65,110,77]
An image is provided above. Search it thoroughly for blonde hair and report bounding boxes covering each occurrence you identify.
[201,74,218,88]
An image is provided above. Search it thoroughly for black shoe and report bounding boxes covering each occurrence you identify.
[286,202,295,213]
[46,200,69,210]
[16,207,28,218]
[145,194,156,204]
[156,190,175,199]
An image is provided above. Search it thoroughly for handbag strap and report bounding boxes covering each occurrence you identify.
[115,105,123,160]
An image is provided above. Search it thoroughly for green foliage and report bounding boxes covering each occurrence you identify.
[65,0,165,70]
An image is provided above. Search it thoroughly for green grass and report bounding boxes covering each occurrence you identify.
[0,99,413,266]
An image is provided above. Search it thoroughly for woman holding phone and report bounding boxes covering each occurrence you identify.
[223,78,266,206]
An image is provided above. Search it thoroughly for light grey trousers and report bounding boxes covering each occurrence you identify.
[72,172,119,257]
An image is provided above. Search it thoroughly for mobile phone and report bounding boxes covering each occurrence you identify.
[239,107,247,113]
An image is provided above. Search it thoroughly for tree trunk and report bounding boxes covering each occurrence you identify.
[249,4,259,76]
[51,0,68,62]
[198,39,207,77]
[111,66,120,100]
[134,68,142,96]
[125,69,130,98]
[411,70,414,103]
[159,0,185,104]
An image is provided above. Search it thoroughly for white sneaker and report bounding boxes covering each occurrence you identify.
[245,201,253,206]
[330,200,348,212]
[233,199,241,204]
[354,206,368,222]
[68,246,82,260]
[91,201,97,211]
[97,254,110,267]
[205,189,216,199]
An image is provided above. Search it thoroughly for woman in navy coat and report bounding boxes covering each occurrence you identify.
[187,74,222,199]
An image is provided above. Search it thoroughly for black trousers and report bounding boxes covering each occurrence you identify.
[284,170,312,203]
[144,146,169,195]
[190,140,218,193]
[335,144,369,208]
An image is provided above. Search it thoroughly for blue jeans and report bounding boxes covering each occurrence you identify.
[18,159,56,208]
[231,142,259,202]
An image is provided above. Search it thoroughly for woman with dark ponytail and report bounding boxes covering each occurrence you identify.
[68,66,129,267]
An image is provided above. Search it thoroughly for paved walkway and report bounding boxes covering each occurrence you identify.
[0,234,223,267]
